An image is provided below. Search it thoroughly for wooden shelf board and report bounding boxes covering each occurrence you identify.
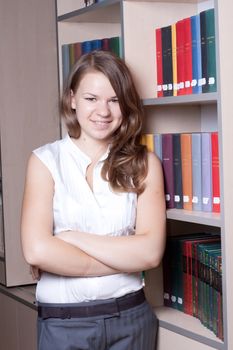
[58,0,121,23]
[166,209,221,227]
[143,92,218,107]
[0,284,37,310]
[155,306,224,349]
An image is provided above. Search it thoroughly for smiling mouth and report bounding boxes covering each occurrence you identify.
[92,120,111,125]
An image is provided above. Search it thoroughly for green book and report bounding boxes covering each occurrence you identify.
[204,247,221,330]
[201,8,216,93]
[197,242,221,327]
[109,36,122,57]
[206,8,216,92]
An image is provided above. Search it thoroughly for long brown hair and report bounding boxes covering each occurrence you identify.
[61,50,148,194]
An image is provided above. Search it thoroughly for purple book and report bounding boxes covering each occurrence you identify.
[201,132,212,212]
[162,133,175,208]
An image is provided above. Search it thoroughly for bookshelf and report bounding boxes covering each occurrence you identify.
[57,0,233,349]
[0,0,60,287]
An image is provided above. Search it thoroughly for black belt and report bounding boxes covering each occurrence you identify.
[38,289,145,320]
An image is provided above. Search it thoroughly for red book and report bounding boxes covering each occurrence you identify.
[211,132,220,212]
[176,19,185,95]
[183,239,195,315]
[183,17,193,94]
[182,240,190,314]
[101,38,110,51]
[155,28,163,97]
[74,42,82,61]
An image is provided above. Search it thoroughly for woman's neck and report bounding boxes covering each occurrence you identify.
[71,136,109,162]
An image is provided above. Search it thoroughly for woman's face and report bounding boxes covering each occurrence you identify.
[71,70,123,146]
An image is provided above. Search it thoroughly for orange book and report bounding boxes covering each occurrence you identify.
[140,134,154,152]
[181,133,193,210]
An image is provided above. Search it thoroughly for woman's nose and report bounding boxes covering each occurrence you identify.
[96,101,110,117]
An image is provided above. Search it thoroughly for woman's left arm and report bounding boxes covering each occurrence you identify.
[58,153,166,272]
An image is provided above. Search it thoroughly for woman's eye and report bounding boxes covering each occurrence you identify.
[85,97,96,101]
[111,98,119,103]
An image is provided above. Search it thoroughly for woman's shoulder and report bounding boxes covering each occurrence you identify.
[33,136,66,158]
[31,136,68,177]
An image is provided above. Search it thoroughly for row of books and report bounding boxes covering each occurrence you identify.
[155,8,216,97]
[141,132,220,212]
[163,232,223,340]
[62,36,121,81]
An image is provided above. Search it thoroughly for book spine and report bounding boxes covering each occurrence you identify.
[141,134,154,153]
[101,38,110,51]
[206,8,217,92]
[163,239,173,307]
[183,241,189,314]
[61,44,70,82]
[145,134,154,153]
[191,14,202,94]
[155,28,163,97]
[81,40,92,54]
[91,39,102,50]
[69,43,75,69]
[162,134,175,208]
[173,133,183,209]
[181,133,193,210]
[200,10,208,92]
[176,19,185,95]
[154,133,162,161]
[74,42,82,61]
[171,23,178,96]
[211,132,220,212]
[109,36,121,56]
[161,26,173,96]
[201,132,213,212]
[192,133,202,211]
[183,17,193,94]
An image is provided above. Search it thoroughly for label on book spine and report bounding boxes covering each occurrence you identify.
[209,77,215,85]
[213,197,220,204]
[203,197,209,204]
[192,196,198,203]
[174,195,181,202]
[178,297,183,305]
[191,79,197,86]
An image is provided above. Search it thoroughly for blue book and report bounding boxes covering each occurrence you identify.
[173,133,183,209]
[91,39,102,50]
[162,133,175,209]
[61,44,70,82]
[192,133,202,211]
[153,133,162,161]
[191,14,202,94]
[81,40,92,54]
[201,132,212,212]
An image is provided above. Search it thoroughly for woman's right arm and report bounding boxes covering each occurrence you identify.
[21,153,118,277]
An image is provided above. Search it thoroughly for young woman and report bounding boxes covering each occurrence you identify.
[21,50,166,350]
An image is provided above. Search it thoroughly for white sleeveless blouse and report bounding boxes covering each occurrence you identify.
[33,134,143,303]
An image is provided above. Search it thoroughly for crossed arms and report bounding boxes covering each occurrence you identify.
[21,152,166,278]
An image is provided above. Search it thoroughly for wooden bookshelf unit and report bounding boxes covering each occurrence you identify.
[56,1,233,349]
